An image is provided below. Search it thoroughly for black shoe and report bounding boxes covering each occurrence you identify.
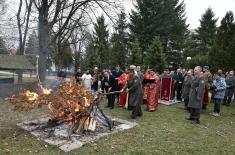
[186,117,194,121]
[138,112,143,117]
[191,120,200,124]
[131,115,136,119]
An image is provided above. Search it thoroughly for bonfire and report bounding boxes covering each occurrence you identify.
[5,79,113,138]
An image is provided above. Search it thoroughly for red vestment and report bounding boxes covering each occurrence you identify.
[118,73,128,107]
[143,73,152,100]
[203,85,209,104]
[147,76,160,111]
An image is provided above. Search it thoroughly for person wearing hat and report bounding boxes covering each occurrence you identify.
[182,69,193,110]
[121,65,143,119]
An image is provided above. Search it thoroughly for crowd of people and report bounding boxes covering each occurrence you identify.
[73,65,235,123]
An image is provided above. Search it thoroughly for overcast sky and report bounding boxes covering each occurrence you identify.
[123,0,235,29]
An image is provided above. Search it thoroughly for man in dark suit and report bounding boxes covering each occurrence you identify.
[102,71,116,109]
[173,68,184,101]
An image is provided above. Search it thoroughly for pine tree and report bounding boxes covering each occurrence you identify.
[128,39,142,65]
[25,31,39,55]
[209,11,235,72]
[145,37,165,72]
[195,8,218,55]
[93,15,110,65]
[110,11,128,67]
[54,40,73,69]
[0,37,7,54]
[85,39,99,68]
[129,0,188,67]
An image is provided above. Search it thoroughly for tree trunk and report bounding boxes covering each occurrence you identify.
[38,11,50,82]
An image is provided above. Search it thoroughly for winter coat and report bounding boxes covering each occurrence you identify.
[188,75,205,109]
[212,78,226,99]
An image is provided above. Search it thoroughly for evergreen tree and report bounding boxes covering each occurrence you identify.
[25,31,39,55]
[85,39,99,68]
[209,11,235,72]
[54,40,73,69]
[93,15,110,65]
[195,8,218,55]
[145,37,165,72]
[128,39,142,65]
[0,37,7,54]
[110,11,128,67]
[129,0,188,67]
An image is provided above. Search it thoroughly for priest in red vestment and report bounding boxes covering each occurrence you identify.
[147,71,160,112]
[143,71,152,104]
[118,69,129,107]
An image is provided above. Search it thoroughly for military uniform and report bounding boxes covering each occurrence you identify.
[188,75,205,124]
[182,75,192,110]
[223,75,235,106]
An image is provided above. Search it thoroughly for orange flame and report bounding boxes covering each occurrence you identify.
[24,91,38,101]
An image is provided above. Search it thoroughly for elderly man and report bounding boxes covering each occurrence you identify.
[122,65,143,119]
[187,66,205,124]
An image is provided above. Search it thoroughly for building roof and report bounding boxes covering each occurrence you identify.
[0,54,36,71]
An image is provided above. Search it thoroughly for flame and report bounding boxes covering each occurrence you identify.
[24,91,38,101]
[42,88,51,95]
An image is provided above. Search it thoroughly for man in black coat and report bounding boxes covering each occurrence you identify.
[173,68,184,101]
[102,71,116,109]
[121,65,143,119]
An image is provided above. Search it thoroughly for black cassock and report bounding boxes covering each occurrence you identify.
[125,75,143,118]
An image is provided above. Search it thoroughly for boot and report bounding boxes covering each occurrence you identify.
[223,97,227,105]
[226,97,232,106]
[191,119,200,124]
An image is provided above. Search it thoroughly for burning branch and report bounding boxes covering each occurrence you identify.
[5,79,113,138]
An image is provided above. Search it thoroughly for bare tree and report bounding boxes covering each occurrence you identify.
[32,0,119,81]
[0,0,6,16]
[16,0,33,83]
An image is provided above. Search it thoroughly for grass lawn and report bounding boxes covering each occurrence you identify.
[0,99,235,155]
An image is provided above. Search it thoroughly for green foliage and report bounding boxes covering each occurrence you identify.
[185,55,209,69]
[209,11,235,72]
[128,39,142,65]
[0,37,7,54]
[110,11,128,67]
[93,15,110,65]
[85,39,99,68]
[144,37,165,72]
[195,8,218,55]
[129,0,188,66]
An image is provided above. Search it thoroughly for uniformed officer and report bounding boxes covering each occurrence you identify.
[182,69,193,110]
[187,66,205,124]
[223,70,235,106]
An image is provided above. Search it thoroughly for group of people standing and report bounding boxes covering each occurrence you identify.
[75,65,235,122]
[75,65,160,119]
[182,67,235,124]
